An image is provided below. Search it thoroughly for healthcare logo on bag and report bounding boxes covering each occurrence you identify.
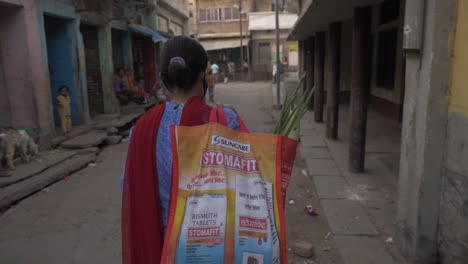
[211,135,251,153]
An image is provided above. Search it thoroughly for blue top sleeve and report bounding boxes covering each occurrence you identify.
[224,108,241,131]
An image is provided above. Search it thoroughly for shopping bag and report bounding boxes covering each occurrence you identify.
[161,109,297,264]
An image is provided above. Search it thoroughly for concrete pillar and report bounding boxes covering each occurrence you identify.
[326,22,341,140]
[98,24,119,114]
[348,6,372,173]
[397,0,455,262]
[306,37,315,110]
[75,15,90,124]
[298,40,304,82]
[314,32,325,122]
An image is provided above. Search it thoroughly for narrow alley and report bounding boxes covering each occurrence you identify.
[0,82,344,264]
[1,0,468,263]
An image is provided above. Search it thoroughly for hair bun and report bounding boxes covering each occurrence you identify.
[160,37,208,90]
[168,57,190,88]
[169,57,186,67]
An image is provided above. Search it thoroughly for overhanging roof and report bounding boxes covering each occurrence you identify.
[248,12,298,31]
[128,23,168,43]
[200,38,249,51]
[289,0,384,40]
[198,32,250,39]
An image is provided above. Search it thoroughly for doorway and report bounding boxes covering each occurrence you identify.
[112,29,125,69]
[44,16,78,126]
[132,34,156,93]
[80,25,104,117]
[258,42,271,80]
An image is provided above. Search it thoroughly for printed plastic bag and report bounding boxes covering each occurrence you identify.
[161,112,297,264]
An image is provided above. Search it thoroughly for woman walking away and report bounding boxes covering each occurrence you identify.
[121,36,243,264]
[207,69,216,102]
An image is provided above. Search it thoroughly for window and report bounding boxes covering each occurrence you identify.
[171,22,183,36]
[224,7,232,20]
[198,7,240,22]
[199,9,207,21]
[376,29,398,89]
[158,16,169,33]
[232,7,240,19]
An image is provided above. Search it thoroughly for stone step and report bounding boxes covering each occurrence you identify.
[61,131,108,149]
[0,153,96,209]
[50,124,94,147]
[94,112,144,130]
[0,149,77,188]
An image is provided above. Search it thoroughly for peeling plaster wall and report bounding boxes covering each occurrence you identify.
[438,0,468,262]
[397,0,455,262]
[0,1,49,137]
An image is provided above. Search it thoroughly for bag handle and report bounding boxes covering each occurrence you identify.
[209,107,249,133]
[209,108,228,126]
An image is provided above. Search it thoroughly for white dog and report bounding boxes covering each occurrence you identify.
[0,128,39,170]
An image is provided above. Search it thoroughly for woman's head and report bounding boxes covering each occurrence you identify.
[160,36,208,98]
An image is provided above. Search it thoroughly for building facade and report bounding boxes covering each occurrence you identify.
[0,0,165,146]
[189,0,252,80]
[155,0,189,36]
[189,0,299,81]
[290,0,468,262]
[248,12,298,81]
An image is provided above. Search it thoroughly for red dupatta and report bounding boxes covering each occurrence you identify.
[121,97,213,264]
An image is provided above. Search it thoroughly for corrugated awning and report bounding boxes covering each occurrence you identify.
[128,23,168,43]
[200,38,248,51]
[248,12,298,31]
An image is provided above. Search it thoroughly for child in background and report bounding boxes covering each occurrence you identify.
[207,69,216,102]
[56,85,72,135]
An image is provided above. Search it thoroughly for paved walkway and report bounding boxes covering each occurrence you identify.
[299,104,406,263]
[212,82,344,263]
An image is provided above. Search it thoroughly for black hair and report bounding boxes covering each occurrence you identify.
[160,36,208,91]
[58,85,69,93]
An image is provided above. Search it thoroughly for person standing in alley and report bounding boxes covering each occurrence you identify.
[210,62,219,82]
[272,63,277,83]
[206,69,216,102]
[56,85,72,135]
[283,56,289,73]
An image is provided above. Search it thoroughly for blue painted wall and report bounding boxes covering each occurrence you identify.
[37,0,88,128]
[44,16,79,125]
